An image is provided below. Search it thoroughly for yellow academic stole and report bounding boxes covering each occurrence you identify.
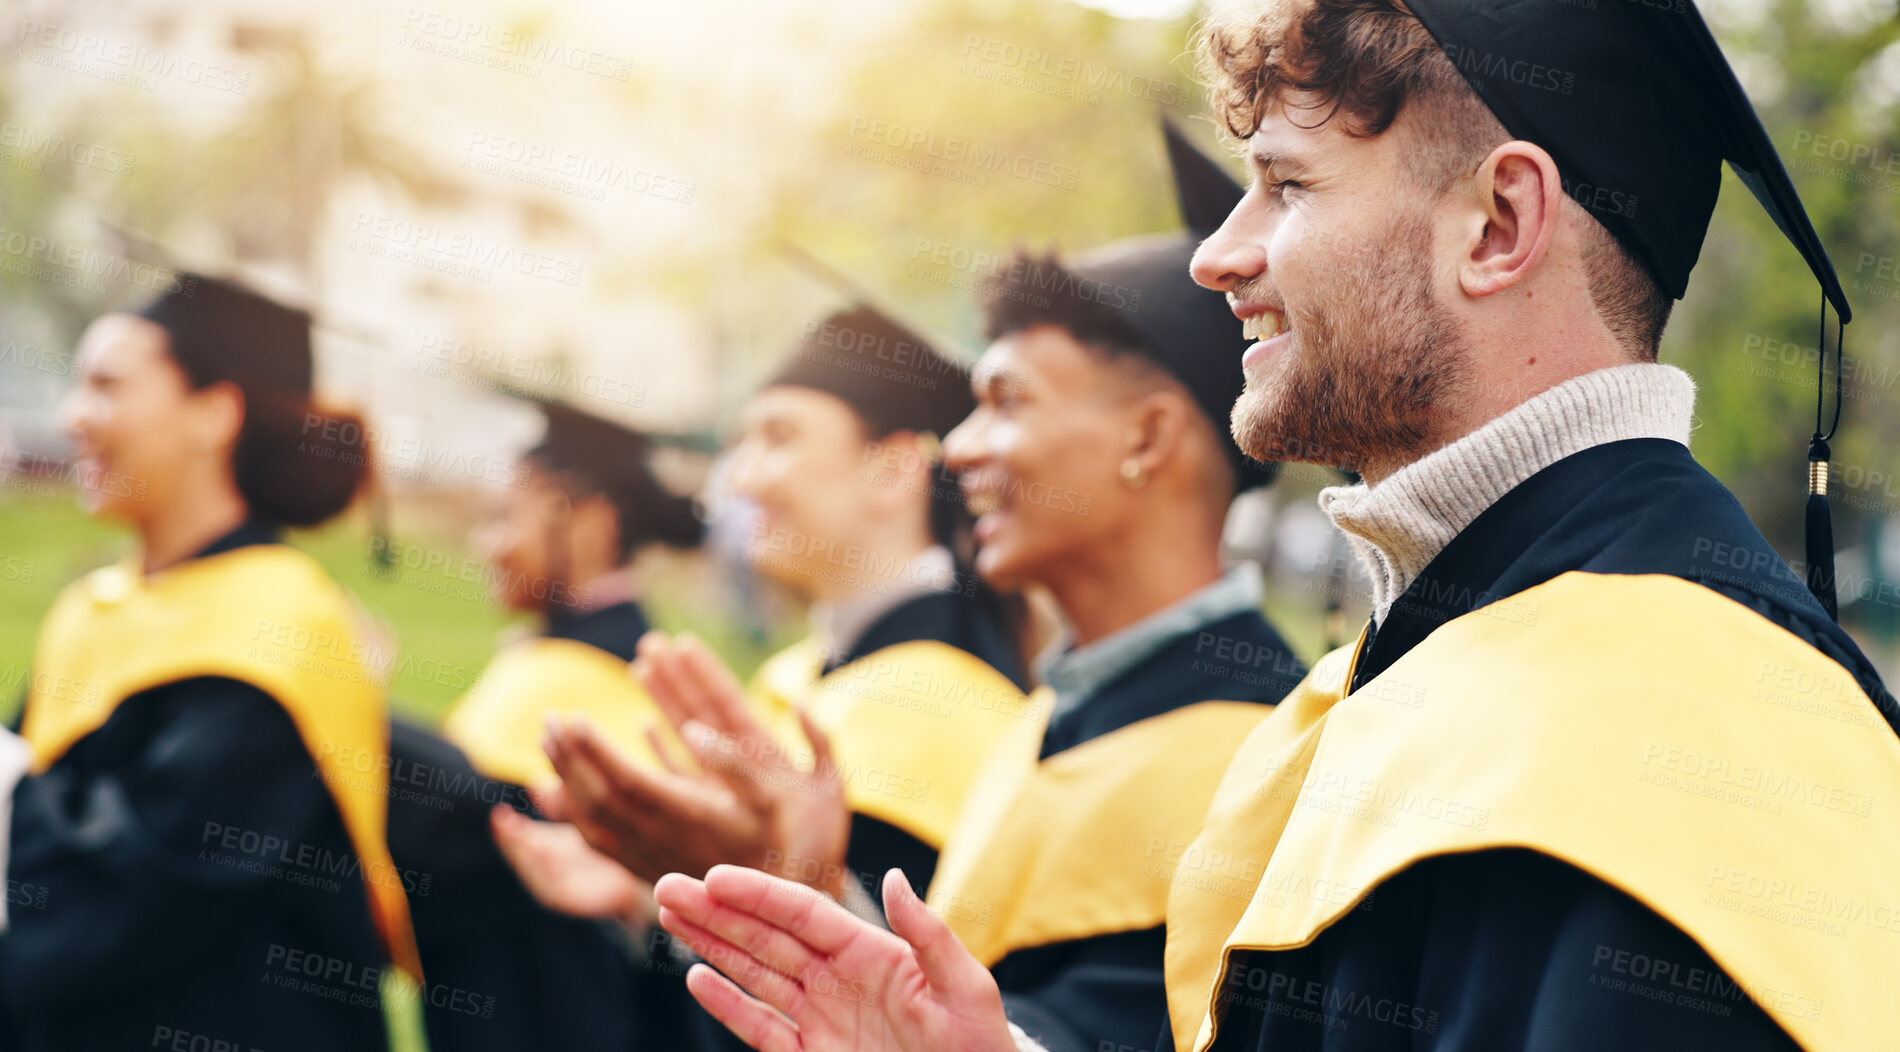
[22,545,424,981]
[766,639,1033,854]
[929,695,1273,967]
[1166,572,1900,1052]
[444,636,678,786]
[748,635,828,735]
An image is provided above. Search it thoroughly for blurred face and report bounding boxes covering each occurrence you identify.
[472,473,565,612]
[725,386,883,597]
[59,313,218,522]
[942,326,1136,592]
[472,471,618,613]
[1190,96,1471,479]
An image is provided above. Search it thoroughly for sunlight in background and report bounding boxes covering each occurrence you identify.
[2,0,1898,699]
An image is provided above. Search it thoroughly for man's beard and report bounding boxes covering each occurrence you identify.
[1230,213,1469,478]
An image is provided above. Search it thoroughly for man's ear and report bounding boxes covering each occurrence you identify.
[860,430,935,517]
[568,492,623,567]
[1121,388,1193,482]
[1460,140,1562,298]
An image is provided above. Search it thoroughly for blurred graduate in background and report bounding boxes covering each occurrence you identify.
[495,302,1036,1047]
[510,303,1035,908]
[442,391,704,786]
[388,390,703,1051]
[0,275,420,1051]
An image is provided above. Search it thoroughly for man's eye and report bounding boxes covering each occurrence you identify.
[1268,179,1304,196]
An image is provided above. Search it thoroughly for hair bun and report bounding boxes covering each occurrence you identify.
[235,395,372,527]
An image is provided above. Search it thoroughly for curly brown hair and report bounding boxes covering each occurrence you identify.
[1195,0,1671,357]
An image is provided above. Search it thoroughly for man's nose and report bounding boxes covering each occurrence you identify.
[941,415,984,473]
[1190,201,1268,293]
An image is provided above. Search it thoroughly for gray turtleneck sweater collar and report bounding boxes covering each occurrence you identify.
[1320,363,1699,626]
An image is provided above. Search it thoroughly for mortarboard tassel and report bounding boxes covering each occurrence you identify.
[1805,436,1835,620]
[1803,296,1844,621]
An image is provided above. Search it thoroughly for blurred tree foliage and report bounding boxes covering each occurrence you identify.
[2,0,1897,637]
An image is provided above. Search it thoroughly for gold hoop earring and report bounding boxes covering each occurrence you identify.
[1119,457,1147,490]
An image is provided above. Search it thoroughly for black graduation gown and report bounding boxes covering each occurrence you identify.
[1176,438,1896,1052]
[1,523,391,1052]
[385,600,653,1052]
[992,608,1303,1052]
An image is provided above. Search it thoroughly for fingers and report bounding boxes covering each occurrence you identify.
[645,718,689,777]
[635,632,702,736]
[677,634,763,739]
[883,868,996,1004]
[490,806,553,901]
[489,804,533,856]
[657,869,828,981]
[682,719,781,816]
[490,807,589,916]
[528,781,570,822]
[794,708,838,786]
[553,717,671,817]
[638,632,742,740]
[683,963,802,1052]
[544,716,617,814]
[548,716,729,880]
[702,864,867,958]
[659,904,811,1020]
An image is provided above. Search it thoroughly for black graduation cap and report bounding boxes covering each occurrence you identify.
[1065,118,1278,492]
[502,385,702,552]
[1407,0,1855,617]
[139,273,315,397]
[1407,0,1848,318]
[765,304,977,441]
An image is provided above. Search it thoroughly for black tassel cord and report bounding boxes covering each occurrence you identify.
[1804,294,1845,621]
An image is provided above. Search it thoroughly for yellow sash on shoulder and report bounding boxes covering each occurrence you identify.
[929,693,1272,967]
[443,636,676,786]
[1166,572,1900,1052]
[778,640,1032,853]
[748,635,826,734]
[22,546,423,980]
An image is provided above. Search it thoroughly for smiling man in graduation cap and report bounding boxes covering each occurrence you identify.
[637,2,1900,1051]
[911,119,1303,1052]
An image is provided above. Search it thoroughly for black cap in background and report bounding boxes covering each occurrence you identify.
[765,305,976,441]
[507,389,703,552]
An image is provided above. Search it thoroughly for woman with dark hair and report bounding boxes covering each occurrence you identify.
[1,274,421,1051]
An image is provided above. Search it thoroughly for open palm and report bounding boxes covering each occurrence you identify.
[489,805,652,926]
[635,633,853,892]
[654,865,1017,1052]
